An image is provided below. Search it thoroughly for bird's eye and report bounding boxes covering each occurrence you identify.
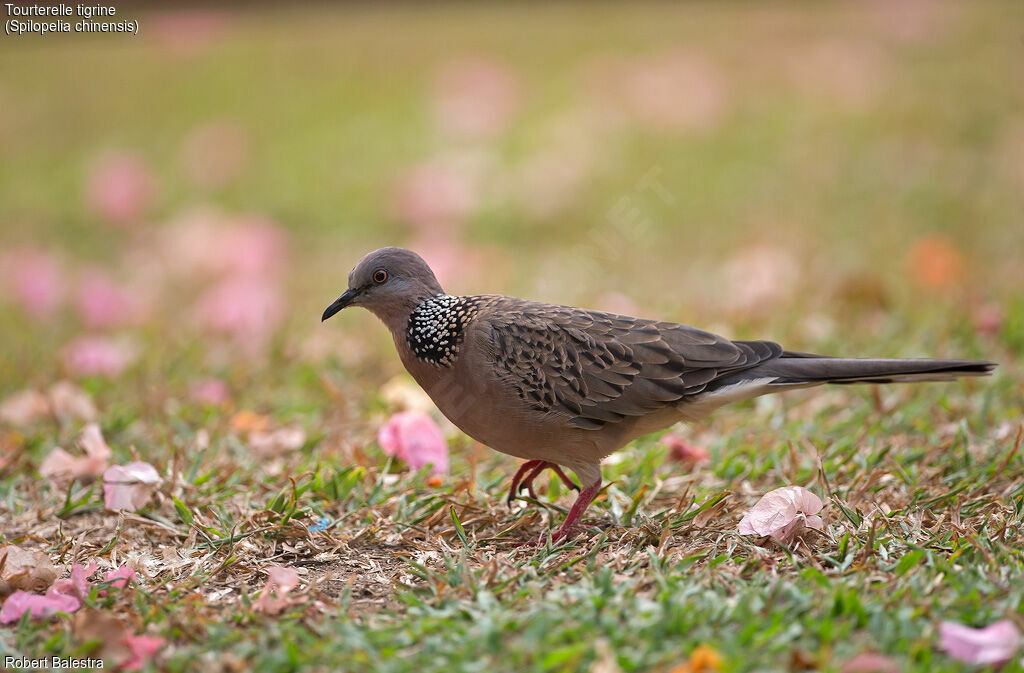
[373,269,388,284]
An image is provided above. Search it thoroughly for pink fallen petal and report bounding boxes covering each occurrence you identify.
[939,619,1023,666]
[39,448,81,482]
[377,411,449,475]
[159,208,227,276]
[0,249,64,318]
[103,462,161,512]
[0,588,81,623]
[189,378,229,405]
[192,275,283,351]
[63,335,137,378]
[0,389,51,427]
[104,566,138,590]
[70,563,98,598]
[161,210,288,279]
[76,269,144,328]
[85,152,156,225]
[52,562,99,600]
[80,423,112,461]
[215,217,287,277]
[120,635,165,671]
[39,423,111,484]
[47,381,97,423]
[738,485,824,543]
[661,434,710,466]
[841,652,901,673]
[253,565,300,616]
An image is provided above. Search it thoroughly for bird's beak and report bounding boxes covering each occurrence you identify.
[321,288,360,322]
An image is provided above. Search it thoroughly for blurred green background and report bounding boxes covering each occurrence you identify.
[1,0,1022,388]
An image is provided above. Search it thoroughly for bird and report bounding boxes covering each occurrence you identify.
[322,247,995,542]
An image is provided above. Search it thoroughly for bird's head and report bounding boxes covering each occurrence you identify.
[321,247,444,327]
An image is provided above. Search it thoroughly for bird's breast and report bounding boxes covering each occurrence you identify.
[393,322,590,461]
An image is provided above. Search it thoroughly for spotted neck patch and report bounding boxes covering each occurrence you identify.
[406,295,483,366]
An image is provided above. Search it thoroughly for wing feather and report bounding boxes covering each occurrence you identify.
[483,297,781,429]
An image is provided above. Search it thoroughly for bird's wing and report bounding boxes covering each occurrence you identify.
[484,298,782,430]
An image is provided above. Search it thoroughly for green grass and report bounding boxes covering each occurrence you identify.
[2,2,1024,672]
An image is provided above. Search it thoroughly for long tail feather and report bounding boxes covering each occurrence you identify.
[749,357,995,385]
[681,355,995,420]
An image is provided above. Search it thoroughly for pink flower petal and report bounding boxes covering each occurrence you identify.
[253,565,300,616]
[47,381,97,423]
[120,635,165,671]
[189,378,229,406]
[103,462,161,512]
[71,563,98,598]
[192,275,283,350]
[0,588,80,623]
[0,249,64,318]
[39,423,111,484]
[661,434,710,466]
[80,423,112,461]
[215,217,288,277]
[52,562,99,600]
[63,335,137,378]
[162,210,288,279]
[103,565,138,589]
[39,448,81,482]
[85,152,156,225]
[377,416,405,460]
[738,486,824,543]
[76,268,144,328]
[377,411,448,475]
[939,620,1023,665]
[0,389,51,427]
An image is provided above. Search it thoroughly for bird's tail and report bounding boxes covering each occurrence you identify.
[679,352,994,420]
[737,352,996,387]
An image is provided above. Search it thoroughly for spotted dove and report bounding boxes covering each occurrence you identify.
[322,248,995,541]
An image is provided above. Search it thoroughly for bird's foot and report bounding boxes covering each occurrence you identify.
[505,461,580,508]
[548,480,603,543]
[506,460,545,507]
[549,464,580,492]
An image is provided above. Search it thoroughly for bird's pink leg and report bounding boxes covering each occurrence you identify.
[520,461,548,500]
[506,460,544,506]
[548,464,580,492]
[508,461,582,506]
[551,479,602,542]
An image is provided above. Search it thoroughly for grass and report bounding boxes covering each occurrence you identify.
[2,2,1024,672]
